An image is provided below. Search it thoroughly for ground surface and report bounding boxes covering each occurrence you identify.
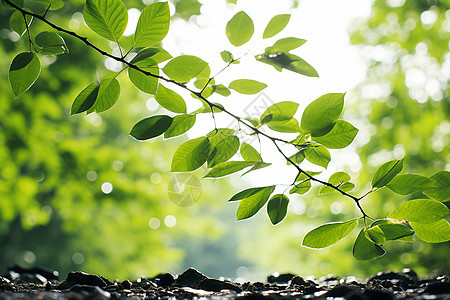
[1,265,449,299]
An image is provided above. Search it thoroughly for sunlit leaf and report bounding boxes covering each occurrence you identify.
[319,171,352,194]
[424,171,450,201]
[372,159,403,188]
[289,180,311,195]
[212,84,231,97]
[229,186,273,202]
[9,52,40,98]
[229,79,267,95]
[236,186,275,220]
[9,11,32,36]
[295,170,321,182]
[154,85,187,113]
[71,83,99,115]
[270,37,306,52]
[267,194,289,225]
[35,31,69,55]
[87,78,120,113]
[1,0,24,10]
[388,199,449,224]
[303,219,357,249]
[128,57,159,95]
[130,47,172,64]
[220,50,233,63]
[301,93,344,137]
[365,225,386,244]
[371,219,414,241]
[287,150,306,165]
[83,0,128,41]
[226,11,254,47]
[256,52,318,77]
[171,136,211,172]
[410,219,450,243]
[387,174,434,195]
[29,0,64,10]
[263,14,290,39]
[304,145,331,168]
[204,161,257,178]
[164,114,196,139]
[353,228,386,260]
[267,118,301,133]
[312,120,358,149]
[208,135,240,168]
[241,161,271,176]
[240,142,261,161]
[163,55,208,82]
[130,115,173,141]
[134,2,170,47]
[207,128,236,147]
[260,101,299,124]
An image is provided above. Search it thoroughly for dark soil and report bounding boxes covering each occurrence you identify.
[1,265,449,299]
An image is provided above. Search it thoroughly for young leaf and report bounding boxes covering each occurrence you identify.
[423,171,450,201]
[241,161,271,176]
[155,85,187,113]
[164,114,196,139]
[236,186,275,220]
[229,186,274,202]
[352,228,386,260]
[256,52,318,77]
[388,199,450,224]
[128,56,159,95]
[130,47,172,64]
[302,219,357,249]
[204,161,257,178]
[9,11,32,36]
[83,0,128,42]
[301,93,345,137]
[208,135,240,168]
[365,225,386,244]
[312,120,358,149]
[240,142,261,161]
[267,118,301,133]
[270,37,306,52]
[263,14,290,39]
[387,174,434,195]
[260,101,299,124]
[372,219,414,241]
[319,171,352,194]
[289,180,311,195]
[71,83,99,115]
[87,78,120,113]
[226,11,254,46]
[207,128,236,147]
[220,50,234,63]
[163,55,208,82]
[35,31,69,55]
[372,159,404,188]
[228,79,267,95]
[130,115,173,141]
[287,150,306,165]
[410,219,450,243]
[267,194,289,225]
[304,146,331,169]
[171,137,210,172]
[9,52,41,98]
[212,84,231,97]
[295,170,321,182]
[134,2,170,47]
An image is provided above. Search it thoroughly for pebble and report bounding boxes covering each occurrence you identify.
[56,271,112,290]
[174,268,208,288]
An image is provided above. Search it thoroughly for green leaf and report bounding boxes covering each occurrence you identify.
[163,55,208,82]
[388,199,450,224]
[260,101,299,124]
[256,52,318,77]
[35,31,68,55]
[29,0,64,10]
[312,120,358,149]
[301,93,345,137]
[372,159,404,188]
[204,161,257,178]
[220,50,234,63]
[319,171,352,194]
[287,150,306,165]
[134,2,170,47]
[353,228,386,260]
[371,219,414,241]
[154,85,187,113]
[303,219,358,249]
[295,170,321,182]
[71,83,99,115]
[208,135,240,168]
[304,146,331,168]
[365,225,386,244]
[270,37,306,52]
[83,0,128,41]
[387,174,435,195]
[236,186,275,220]
[1,0,24,9]
[240,142,261,161]
[9,11,32,36]
[289,180,311,195]
[164,114,196,139]
[263,14,290,39]
[267,118,301,133]
[171,137,210,172]
[424,171,450,201]
[226,11,254,47]
[130,115,173,141]
[130,47,172,64]
[229,186,273,202]
[241,162,271,176]
[9,52,40,98]
[410,219,450,243]
[267,194,289,225]
[212,84,231,97]
[87,78,120,113]
[128,58,159,95]
[228,79,267,95]
[207,128,236,147]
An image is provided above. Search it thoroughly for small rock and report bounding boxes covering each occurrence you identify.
[421,281,450,294]
[64,284,111,299]
[325,284,359,297]
[175,268,208,288]
[290,275,306,286]
[363,288,395,300]
[56,272,112,290]
[153,273,175,287]
[121,280,132,289]
[267,273,296,283]
[197,278,242,292]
